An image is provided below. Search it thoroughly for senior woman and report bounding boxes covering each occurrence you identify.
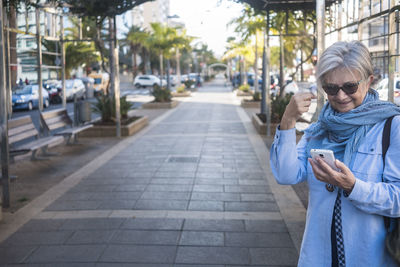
[270,40,400,267]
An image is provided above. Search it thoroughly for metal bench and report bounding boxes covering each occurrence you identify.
[8,115,64,161]
[40,108,93,144]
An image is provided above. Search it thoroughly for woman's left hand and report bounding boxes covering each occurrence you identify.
[308,157,356,194]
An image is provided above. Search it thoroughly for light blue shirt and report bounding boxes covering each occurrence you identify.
[270,116,400,267]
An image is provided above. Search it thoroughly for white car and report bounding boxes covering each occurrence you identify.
[134,75,167,88]
[375,78,400,105]
[59,79,86,101]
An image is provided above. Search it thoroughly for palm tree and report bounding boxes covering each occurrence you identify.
[229,6,266,92]
[124,25,149,80]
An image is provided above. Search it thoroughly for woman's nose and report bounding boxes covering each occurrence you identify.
[335,88,348,99]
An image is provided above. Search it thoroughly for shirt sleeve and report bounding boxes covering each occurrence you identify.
[348,116,400,217]
[269,125,309,185]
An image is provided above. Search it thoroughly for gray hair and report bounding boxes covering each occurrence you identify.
[316,41,373,88]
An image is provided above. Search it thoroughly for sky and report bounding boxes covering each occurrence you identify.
[169,0,245,57]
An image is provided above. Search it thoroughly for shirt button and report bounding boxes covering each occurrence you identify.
[325,184,334,192]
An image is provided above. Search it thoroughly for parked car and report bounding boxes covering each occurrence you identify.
[375,78,400,105]
[60,79,86,101]
[12,84,50,110]
[134,75,166,88]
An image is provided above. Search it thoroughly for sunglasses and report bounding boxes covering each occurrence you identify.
[322,79,363,96]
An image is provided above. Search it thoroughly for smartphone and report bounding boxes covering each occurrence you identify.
[310,149,340,171]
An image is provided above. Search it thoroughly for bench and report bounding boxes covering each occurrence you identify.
[40,108,93,144]
[8,115,64,161]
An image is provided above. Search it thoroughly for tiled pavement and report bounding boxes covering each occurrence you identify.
[0,79,305,266]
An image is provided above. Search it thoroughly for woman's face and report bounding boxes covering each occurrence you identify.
[323,68,373,113]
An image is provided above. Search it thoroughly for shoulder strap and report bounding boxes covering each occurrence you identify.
[382,115,395,230]
[382,116,395,168]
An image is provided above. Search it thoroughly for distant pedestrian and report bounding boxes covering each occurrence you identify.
[270,41,400,266]
[18,78,23,86]
[25,78,29,85]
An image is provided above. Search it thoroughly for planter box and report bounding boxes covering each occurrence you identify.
[251,113,278,136]
[172,91,191,97]
[236,90,253,97]
[79,116,148,137]
[241,99,261,109]
[142,100,178,109]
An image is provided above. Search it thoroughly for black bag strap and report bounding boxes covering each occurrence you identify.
[382,115,395,229]
[382,116,395,168]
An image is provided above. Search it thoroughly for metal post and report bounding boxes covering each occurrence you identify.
[338,1,342,41]
[60,15,66,107]
[114,16,121,138]
[4,8,11,118]
[0,0,11,208]
[176,48,181,87]
[315,0,325,120]
[36,8,43,112]
[109,17,115,96]
[265,12,271,137]
[388,0,396,103]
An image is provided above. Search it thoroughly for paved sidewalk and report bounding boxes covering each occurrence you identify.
[0,78,306,266]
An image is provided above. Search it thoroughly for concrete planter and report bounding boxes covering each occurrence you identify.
[142,100,178,109]
[236,90,253,97]
[251,113,278,136]
[241,99,260,109]
[172,91,191,97]
[79,116,148,137]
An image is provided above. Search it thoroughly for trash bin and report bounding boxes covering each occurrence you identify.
[78,101,92,123]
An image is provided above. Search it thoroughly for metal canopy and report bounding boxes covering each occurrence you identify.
[239,0,335,11]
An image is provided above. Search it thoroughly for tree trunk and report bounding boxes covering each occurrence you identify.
[176,48,181,86]
[159,53,163,86]
[132,46,137,80]
[9,6,16,89]
[254,33,259,93]
[279,32,285,98]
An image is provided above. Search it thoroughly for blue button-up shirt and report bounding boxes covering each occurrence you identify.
[270,116,400,267]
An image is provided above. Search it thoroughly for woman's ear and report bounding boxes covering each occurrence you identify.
[367,75,374,88]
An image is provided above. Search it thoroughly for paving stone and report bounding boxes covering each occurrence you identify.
[240,193,275,202]
[97,200,137,210]
[179,231,224,246]
[175,265,223,267]
[57,192,94,201]
[96,264,171,267]
[60,218,125,230]
[66,230,115,244]
[111,230,180,245]
[0,246,36,264]
[121,218,184,230]
[100,245,176,263]
[45,200,100,211]
[224,202,279,212]
[224,185,270,193]
[140,191,191,200]
[146,184,192,192]
[225,232,293,248]
[134,200,188,210]
[195,178,238,185]
[114,184,147,192]
[223,172,239,179]
[150,178,194,185]
[193,185,223,193]
[26,245,106,263]
[183,219,245,232]
[19,219,64,232]
[188,201,224,211]
[244,220,288,233]
[250,248,298,266]
[191,192,240,201]
[238,172,266,179]
[2,231,72,246]
[195,172,223,179]
[68,184,117,193]
[89,191,142,201]
[238,179,268,186]
[7,263,96,267]
[154,171,196,178]
[175,246,250,265]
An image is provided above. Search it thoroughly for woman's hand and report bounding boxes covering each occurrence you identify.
[280,92,316,130]
[308,157,356,194]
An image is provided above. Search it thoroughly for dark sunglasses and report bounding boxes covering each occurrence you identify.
[322,79,363,96]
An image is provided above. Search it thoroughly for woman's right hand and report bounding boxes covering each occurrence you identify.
[280,92,316,130]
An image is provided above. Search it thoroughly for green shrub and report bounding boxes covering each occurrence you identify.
[252,91,261,101]
[239,84,250,92]
[184,79,195,89]
[152,84,171,102]
[92,95,133,122]
[271,93,293,123]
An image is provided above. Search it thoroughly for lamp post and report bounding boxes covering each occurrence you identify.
[166,14,179,91]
